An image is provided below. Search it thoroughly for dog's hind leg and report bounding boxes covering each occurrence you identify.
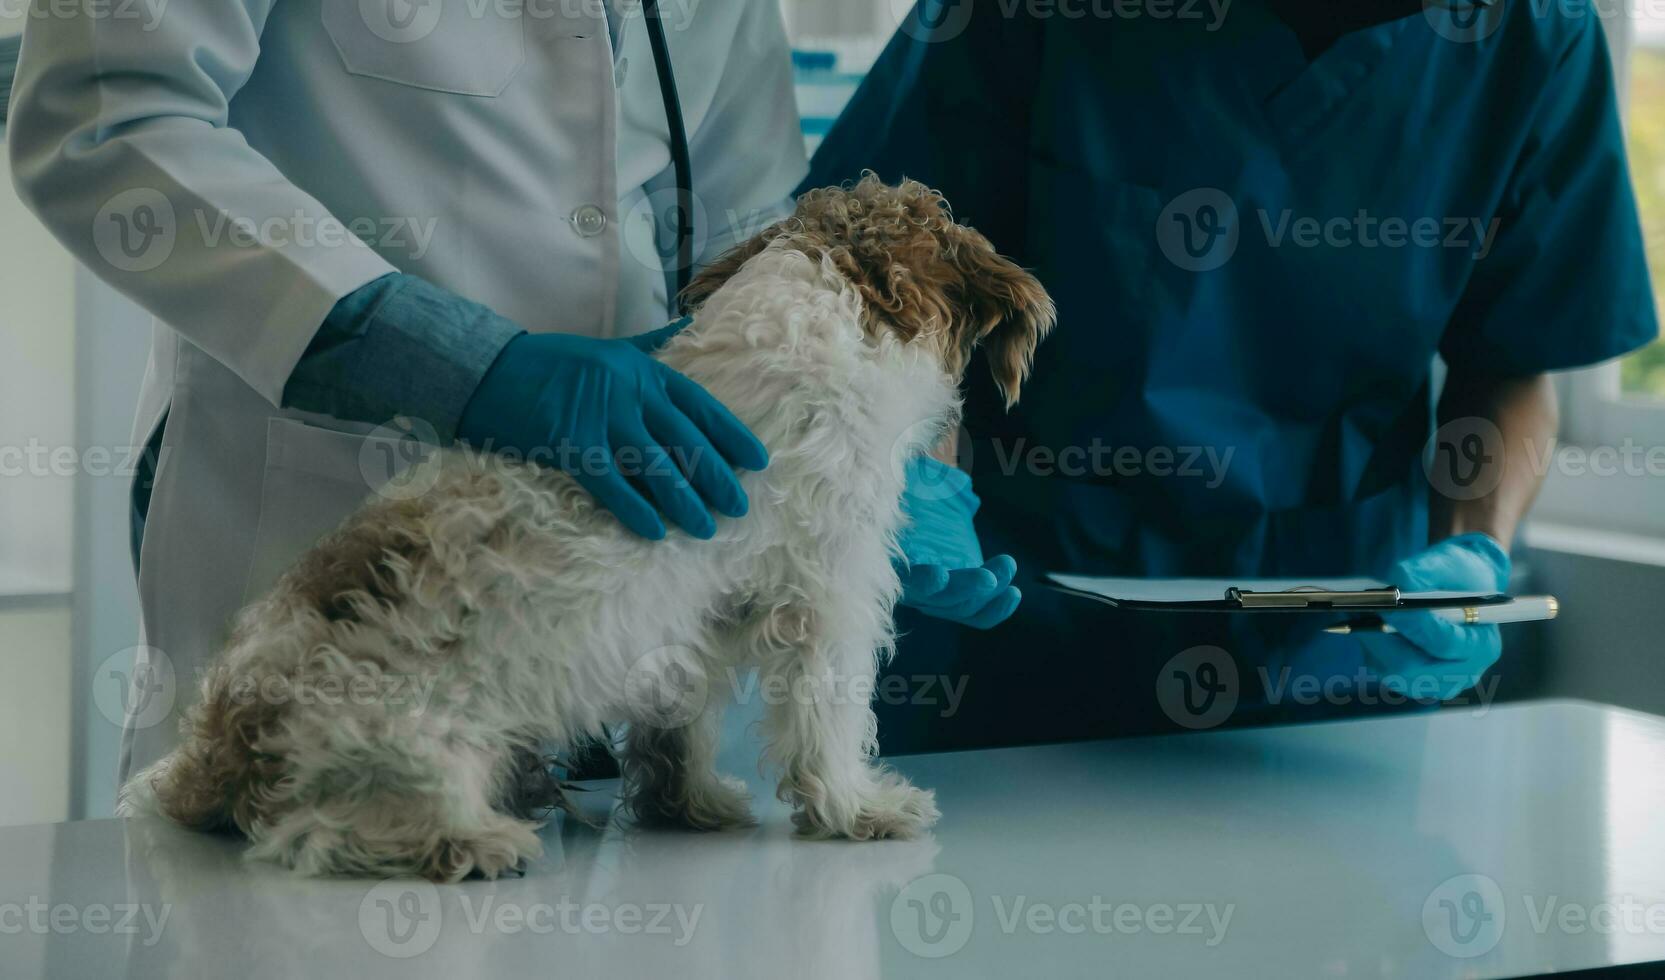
[618,681,754,831]
[756,600,939,841]
[250,740,545,882]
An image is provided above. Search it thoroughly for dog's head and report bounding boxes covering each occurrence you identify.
[683,174,1055,408]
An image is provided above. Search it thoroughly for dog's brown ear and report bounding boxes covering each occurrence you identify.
[957,241,1056,409]
[678,230,779,314]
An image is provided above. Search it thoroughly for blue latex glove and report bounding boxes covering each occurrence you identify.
[894,456,1022,630]
[1356,533,1511,701]
[622,315,693,354]
[458,319,768,541]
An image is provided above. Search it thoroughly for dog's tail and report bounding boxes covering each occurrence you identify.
[117,664,250,834]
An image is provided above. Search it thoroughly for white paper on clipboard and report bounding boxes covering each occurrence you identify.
[1046,574,1496,606]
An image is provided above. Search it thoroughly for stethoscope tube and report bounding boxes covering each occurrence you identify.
[642,0,694,303]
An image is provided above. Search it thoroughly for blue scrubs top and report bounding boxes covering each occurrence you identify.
[806,1,1658,749]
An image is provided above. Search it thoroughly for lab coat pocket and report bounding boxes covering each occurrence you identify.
[240,418,432,605]
[322,0,527,97]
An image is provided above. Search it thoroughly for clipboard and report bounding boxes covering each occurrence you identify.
[1045,573,1512,614]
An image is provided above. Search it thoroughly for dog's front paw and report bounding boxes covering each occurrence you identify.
[627,773,756,832]
[791,774,939,841]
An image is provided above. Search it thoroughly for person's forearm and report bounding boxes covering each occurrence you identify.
[1430,370,1559,549]
[282,273,523,442]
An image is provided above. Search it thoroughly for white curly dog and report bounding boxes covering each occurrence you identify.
[120,177,1054,881]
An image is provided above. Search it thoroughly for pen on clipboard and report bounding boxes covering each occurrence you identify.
[1324,596,1559,635]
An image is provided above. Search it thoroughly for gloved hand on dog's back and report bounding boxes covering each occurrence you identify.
[895,455,1022,630]
[1354,532,1511,700]
[286,274,768,542]
[458,316,770,541]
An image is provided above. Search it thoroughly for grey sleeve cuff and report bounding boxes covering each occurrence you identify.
[282,273,525,443]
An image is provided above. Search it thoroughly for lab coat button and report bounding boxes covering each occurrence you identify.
[571,205,608,238]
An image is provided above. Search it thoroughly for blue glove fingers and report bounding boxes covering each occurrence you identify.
[660,368,770,472]
[982,554,1018,586]
[1356,626,1500,700]
[1399,532,1510,593]
[1387,610,1485,663]
[625,316,693,354]
[929,557,1018,620]
[643,399,749,518]
[900,557,1022,628]
[924,565,1000,615]
[898,563,952,603]
[960,586,1022,630]
[574,468,666,541]
[616,419,716,539]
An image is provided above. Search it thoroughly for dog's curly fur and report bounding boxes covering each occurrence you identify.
[118,176,1055,881]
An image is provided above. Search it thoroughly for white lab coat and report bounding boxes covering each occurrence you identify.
[7,0,808,782]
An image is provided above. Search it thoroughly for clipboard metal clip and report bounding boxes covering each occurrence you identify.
[1226,586,1403,610]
